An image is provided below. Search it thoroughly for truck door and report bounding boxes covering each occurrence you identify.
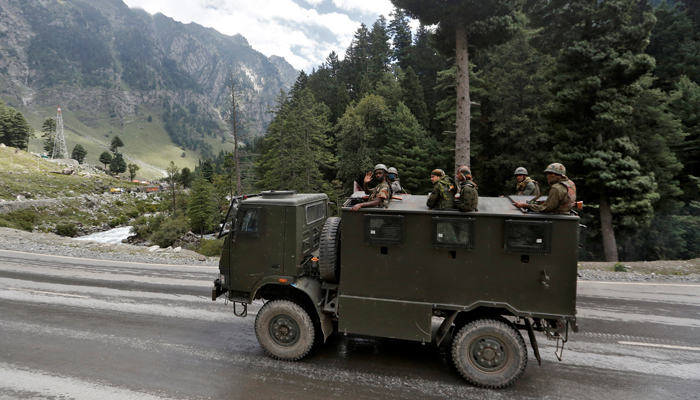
[230,206,286,292]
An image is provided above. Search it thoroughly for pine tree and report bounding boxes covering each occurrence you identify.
[201,159,214,183]
[381,102,434,194]
[71,144,87,164]
[530,0,661,261]
[128,163,140,181]
[0,106,34,150]
[109,152,127,175]
[179,167,193,188]
[391,0,523,170]
[99,151,112,169]
[110,136,124,152]
[388,8,413,70]
[646,1,700,91]
[368,16,392,85]
[187,176,218,238]
[336,94,391,191]
[400,67,429,129]
[41,118,57,155]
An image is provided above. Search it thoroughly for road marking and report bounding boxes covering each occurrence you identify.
[8,287,90,299]
[618,341,700,351]
[579,281,700,287]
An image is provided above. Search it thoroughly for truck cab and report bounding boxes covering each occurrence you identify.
[213,191,581,388]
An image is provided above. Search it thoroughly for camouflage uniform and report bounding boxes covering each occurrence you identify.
[427,176,455,209]
[368,181,392,208]
[527,176,576,214]
[516,177,540,196]
[457,180,478,212]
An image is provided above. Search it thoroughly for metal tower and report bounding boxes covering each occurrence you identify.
[51,106,68,159]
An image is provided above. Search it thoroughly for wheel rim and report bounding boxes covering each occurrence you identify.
[468,336,508,372]
[269,314,300,347]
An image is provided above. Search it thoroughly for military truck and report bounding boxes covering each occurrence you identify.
[212,190,580,388]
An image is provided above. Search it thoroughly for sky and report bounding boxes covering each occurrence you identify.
[122,0,412,73]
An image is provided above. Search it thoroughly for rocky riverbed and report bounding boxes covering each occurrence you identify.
[1,227,699,282]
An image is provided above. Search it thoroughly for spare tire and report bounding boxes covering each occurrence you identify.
[319,217,341,283]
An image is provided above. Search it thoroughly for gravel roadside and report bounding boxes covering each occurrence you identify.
[1,227,699,283]
[0,227,219,266]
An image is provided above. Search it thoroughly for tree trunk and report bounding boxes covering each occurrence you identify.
[600,194,618,261]
[454,19,471,172]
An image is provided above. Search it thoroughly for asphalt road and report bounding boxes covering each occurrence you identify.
[0,249,698,400]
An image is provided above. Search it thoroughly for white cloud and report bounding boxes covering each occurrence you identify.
[122,0,396,71]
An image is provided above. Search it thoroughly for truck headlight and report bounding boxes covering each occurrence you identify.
[219,274,226,285]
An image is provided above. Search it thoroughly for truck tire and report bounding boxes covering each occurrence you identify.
[255,299,315,361]
[319,217,341,283]
[451,318,527,388]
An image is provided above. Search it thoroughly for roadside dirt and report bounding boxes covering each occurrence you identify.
[579,259,700,275]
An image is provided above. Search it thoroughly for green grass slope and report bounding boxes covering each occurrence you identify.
[19,106,237,180]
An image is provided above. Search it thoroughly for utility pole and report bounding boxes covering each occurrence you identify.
[51,107,68,159]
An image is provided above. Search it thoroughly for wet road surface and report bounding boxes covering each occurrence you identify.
[0,249,698,399]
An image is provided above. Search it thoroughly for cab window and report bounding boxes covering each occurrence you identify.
[238,208,261,235]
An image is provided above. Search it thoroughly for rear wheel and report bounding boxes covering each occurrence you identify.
[451,318,527,388]
[254,300,315,360]
[319,217,341,283]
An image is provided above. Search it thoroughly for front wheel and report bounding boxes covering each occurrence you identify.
[451,318,527,388]
[254,299,315,361]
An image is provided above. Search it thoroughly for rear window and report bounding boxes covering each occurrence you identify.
[504,220,552,254]
[306,202,325,224]
[432,217,475,249]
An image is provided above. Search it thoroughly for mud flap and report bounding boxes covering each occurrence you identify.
[436,310,458,347]
[292,277,334,342]
[524,318,542,367]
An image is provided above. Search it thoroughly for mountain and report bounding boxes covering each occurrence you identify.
[0,0,299,177]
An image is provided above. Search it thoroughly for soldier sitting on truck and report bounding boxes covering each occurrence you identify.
[427,169,456,210]
[387,167,407,194]
[514,163,576,214]
[513,167,540,196]
[352,164,393,212]
[455,165,478,212]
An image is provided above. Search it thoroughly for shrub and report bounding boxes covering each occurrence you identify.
[613,262,627,272]
[55,223,78,237]
[109,215,128,227]
[198,238,223,257]
[127,209,140,218]
[129,214,165,238]
[0,209,38,232]
[114,200,124,207]
[150,217,190,248]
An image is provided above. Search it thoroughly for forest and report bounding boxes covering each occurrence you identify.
[232,0,700,263]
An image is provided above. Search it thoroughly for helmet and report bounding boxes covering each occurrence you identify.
[514,167,528,176]
[387,167,398,175]
[374,163,388,173]
[458,166,471,176]
[544,163,566,175]
[431,169,445,177]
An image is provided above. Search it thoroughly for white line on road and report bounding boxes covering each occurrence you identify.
[8,287,90,299]
[579,281,700,287]
[618,341,700,351]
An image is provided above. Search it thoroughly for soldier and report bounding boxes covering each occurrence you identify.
[455,165,478,212]
[352,164,392,212]
[426,169,456,210]
[513,167,540,196]
[387,167,407,194]
[514,163,576,214]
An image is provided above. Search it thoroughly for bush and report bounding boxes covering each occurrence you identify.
[150,217,190,248]
[198,238,224,257]
[114,200,124,207]
[55,223,78,237]
[0,209,38,232]
[129,214,165,238]
[109,215,128,227]
[127,209,140,218]
[613,262,627,272]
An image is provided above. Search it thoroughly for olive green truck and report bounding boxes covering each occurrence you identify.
[212,190,581,388]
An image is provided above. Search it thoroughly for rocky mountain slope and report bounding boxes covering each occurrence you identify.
[0,0,299,175]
